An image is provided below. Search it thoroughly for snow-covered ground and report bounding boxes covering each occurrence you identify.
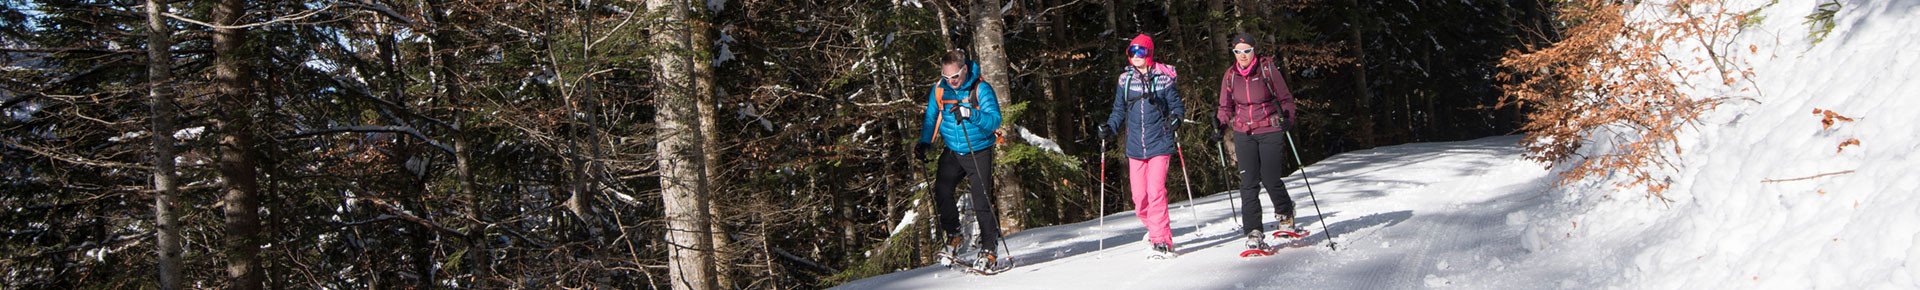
[1522,0,1920,288]
[838,135,1561,289]
[837,0,1917,289]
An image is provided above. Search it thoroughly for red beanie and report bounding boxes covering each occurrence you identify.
[1128,33,1155,67]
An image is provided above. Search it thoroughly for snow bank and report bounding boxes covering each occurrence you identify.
[1503,0,1920,288]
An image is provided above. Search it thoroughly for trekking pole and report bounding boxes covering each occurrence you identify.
[1217,134,1238,219]
[955,103,1010,262]
[1171,121,1200,234]
[1096,137,1107,257]
[1284,131,1336,250]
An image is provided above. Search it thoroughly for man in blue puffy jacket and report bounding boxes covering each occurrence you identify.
[914,49,1004,264]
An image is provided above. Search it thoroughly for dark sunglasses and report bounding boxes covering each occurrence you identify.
[1232,48,1255,55]
[1128,45,1150,58]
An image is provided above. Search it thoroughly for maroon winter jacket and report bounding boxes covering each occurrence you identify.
[1216,57,1296,135]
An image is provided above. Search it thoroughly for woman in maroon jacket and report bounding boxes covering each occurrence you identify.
[1214,33,1300,252]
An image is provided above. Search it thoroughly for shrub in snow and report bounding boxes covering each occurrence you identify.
[1496,0,1761,201]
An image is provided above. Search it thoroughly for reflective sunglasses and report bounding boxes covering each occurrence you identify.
[1128,45,1150,58]
[1232,48,1255,55]
[942,71,964,80]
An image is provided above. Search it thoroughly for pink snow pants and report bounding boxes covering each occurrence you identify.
[1128,155,1173,245]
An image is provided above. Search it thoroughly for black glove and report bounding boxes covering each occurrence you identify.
[914,142,931,160]
[1167,119,1181,131]
[1273,110,1296,131]
[954,105,973,120]
[1096,125,1115,139]
[1211,126,1225,142]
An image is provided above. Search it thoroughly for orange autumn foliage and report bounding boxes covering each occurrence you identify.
[1497,0,1756,202]
[1812,108,1856,130]
[1836,138,1860,153]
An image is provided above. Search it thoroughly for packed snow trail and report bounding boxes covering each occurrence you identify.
[835,136,1567,289]
[837,0,1920,288]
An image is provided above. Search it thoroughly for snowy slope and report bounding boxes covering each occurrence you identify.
[837,135,1564,289]
[1504,0,1920,289]
[837,0,1917,289]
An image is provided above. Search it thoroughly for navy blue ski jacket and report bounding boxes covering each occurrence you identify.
[1104,64,1184,159]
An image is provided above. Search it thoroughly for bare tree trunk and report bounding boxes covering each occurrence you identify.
[648,0,715,289]
[213,0,263,287]
[971,0,1026,234]
[453,132,485,284]
[421,0,490,284]
[935,0,954,50]
[1210,0,1228,51]
[1105,0,1118,38]
[1161,0,1183,46]
[1048,0,1077,153]
[145,0,181,288]
[1035,0,1057,140]
[972,1,1010,96]
[409,193,434,289]
[688,2,734,288]
[1342,0,1374,146]
[1039,0,1069,222]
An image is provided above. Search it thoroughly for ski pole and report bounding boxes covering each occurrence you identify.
[1171,125,1200,235]
[1284,131,1335,250]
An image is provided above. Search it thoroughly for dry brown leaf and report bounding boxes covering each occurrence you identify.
[1837,138,1860,152]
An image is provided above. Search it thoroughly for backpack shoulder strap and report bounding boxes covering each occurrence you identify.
[1260,57,1293,121]
[932,88,944,143]
[1259,57,1278,94]
[969,86,980,108]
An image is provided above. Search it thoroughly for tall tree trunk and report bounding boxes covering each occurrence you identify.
[1041,0,1076,153]
[648,0,715,289]
[1105,0,1118,38]
[422,0,490,285]
[1161,0,1182,48]
[454,130,485,285]
[1210,0,1228,51]
[409,194,434,289]
[971,0,1026,234]
[213,0,263,287]
[935,0,954,50]
[145,0,181,288]
[687,2,734,287]
[1034,0,1056,140]
[1039,0,1068,222]
[1343,0,1374,146]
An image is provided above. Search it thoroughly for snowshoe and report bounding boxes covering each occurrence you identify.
[1272,224,1310,239]
[962,251,1014,275]
[1240,230,1275,257]
[1148,242,1179,260]
[936,235,966,266]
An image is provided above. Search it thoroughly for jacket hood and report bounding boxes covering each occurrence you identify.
[1129,34,1156,68]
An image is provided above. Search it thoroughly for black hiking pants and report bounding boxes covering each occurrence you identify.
[1233,131,1296,233]
[933,147,1000,251]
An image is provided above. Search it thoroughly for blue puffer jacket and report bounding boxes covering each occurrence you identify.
[1104,64,1184,159]
[918,60,1002,154]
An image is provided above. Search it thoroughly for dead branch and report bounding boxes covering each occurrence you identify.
[1761,170,1855,183]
